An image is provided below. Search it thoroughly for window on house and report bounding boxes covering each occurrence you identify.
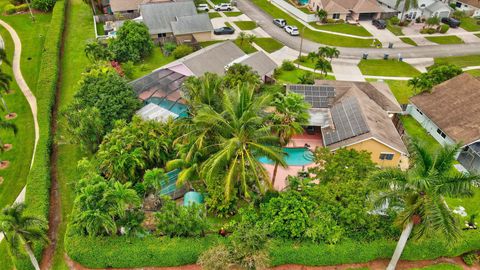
[436,128,447,139]
[379,153,395,160]
[158,33,166,38]
[455,2,462,8]
[416,108,423,115]
[332,13,340,19]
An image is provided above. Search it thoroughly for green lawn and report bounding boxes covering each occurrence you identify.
[434,55,480,68]
[476,33,480,38]
[224,11,243,17]
[400,37,417,46]
[234,39,257,53]
[208,12,221,19]
[253,37,283,53]
[124,47,175,80]
[460,17,480,32]
[250,0,377,48]
[410,263,463,270]
[225,21,232,27]
[387,22,404,36]
[233,20,257,30]
[275,68,334,84]
[199,40,224,48]
[425,35,464,45]
[308,22,373,37]
[49,0,94,269]
[401,116,441,152]
[358,59,421,77]
[384,80,414,104]
[466,69,480,77]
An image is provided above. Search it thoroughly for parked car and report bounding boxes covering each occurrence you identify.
[284,25,299,36]
[273,18,286,28]
[214,26,235,35]
[214,3,232,11]
[372,19,387,29]
[197,4,209,12]
[441,17,461,28]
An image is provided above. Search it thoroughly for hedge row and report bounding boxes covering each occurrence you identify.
[13,1,67,269]
[65,229,480,268]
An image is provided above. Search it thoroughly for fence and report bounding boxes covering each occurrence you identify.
[94,12,140,23]
[271,0,317,23]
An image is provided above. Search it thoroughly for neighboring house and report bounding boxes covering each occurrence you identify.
[138,1,213,42]
[454,0,480,17]
[288,80,408,168]
[377,0,452,19]
[105,0,180,14]
[308,0,392,20]
[163,41,278,81]
[407,73,480,172]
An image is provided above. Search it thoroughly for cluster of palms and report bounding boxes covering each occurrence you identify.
[307,46,339,77]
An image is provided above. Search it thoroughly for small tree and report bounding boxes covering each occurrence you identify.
[0,69,14,117]
[408,64,463,93]
[109,21,154,63]
[317,9,328,23]
[426,16,440,28]
[238,31,247,46]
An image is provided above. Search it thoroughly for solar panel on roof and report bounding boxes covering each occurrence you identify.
[288,84,335,108]
[323,97,370,146]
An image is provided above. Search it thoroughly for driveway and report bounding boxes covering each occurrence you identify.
[330,58,365,81]
[237,0,480,59]
[358,21,412,48]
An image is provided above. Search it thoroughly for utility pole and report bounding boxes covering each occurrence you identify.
[297,25,305,68]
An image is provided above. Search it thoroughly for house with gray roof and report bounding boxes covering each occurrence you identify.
[138,0,213,42]
[377,0,452,19]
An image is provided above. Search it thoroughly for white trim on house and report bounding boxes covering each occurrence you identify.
[327,136,409,156]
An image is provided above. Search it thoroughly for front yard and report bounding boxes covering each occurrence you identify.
[460,17,480,32]
[233,20,257,30]
[253,37,284,53]
[425,35,464,44]
[358,59,421,77]
[308,22,373,37]
[434,54,480,68]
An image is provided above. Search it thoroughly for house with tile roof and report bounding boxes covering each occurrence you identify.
[407,73,480,172]
[308,0,392,20]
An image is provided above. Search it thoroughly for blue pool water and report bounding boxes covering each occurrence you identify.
[298,0,308,5]
[147,97,188,118]
[258,147,314,166]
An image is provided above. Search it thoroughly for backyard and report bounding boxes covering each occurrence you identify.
[124,47,175,80]
[358,59,421,77]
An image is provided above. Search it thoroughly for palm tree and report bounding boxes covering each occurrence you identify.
[182,73,224,113]
[269,92,310,185]
[314,58,332,77]
[395,0,419,22]
[238,31,247,47]
[194,83,287,200]
[324,47,340,63]
[105,181,141,218]
[0,203,48,270]
[143,168,166,199]
[0,69,13,116]
[371,141,480,270]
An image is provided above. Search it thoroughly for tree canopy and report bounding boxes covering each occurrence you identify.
[108,21,154,63]
[408,64,463,93]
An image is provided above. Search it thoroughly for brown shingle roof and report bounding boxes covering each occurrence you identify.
[410,73,480,145]
[458,0,480,8]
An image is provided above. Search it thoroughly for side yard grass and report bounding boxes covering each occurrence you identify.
[253,37,283,53]
[224,11,243,17]
[401,115,441,152]
[384,80,414,104]
[234,39,257,53]
[208,12,221,19]
[358,59,421,77]
[250,0,376,48]
[460,17,480,32]
[425,35,464,45]
[233,20,257,30]
[466,69,480,77]
[308,22,372,37]
[434,55,480,68]
[124,47,175,80]
[400,37,417,46]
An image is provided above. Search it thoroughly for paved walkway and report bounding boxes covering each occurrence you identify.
[330,58,365,81]
[0,19,39,242]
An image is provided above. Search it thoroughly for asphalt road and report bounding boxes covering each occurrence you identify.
[237,0,480,59]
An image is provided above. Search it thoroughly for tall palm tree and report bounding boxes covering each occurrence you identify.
[314,58,332,77]
[182,73,224,113]
[371,141,480,270]
[322,46,340,64]
[194,83,287,200]
[0,203,48,270]
[0,69,13,115]
[395,0,419,22]
[269,92,310,185]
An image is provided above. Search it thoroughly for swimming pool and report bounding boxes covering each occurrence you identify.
[147,97,188,118]
[258,147,314,166]
[298,0,308,5]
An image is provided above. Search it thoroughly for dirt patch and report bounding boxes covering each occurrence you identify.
[0,160,10,169]
[5,112,17,119]
[3,143,12,151]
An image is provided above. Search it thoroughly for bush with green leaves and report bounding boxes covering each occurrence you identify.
[109,21,154,63]
[281,60,295,71]
[155,196,208,237]
[31,0,56,11]
[389,16,400,25]
[172,44,193,59]
[4,3,15,14]
[409,63,463,93]
[462,253,479,266]
[439,24,450,33]
[163,42,177,53]
[9,0,25,4]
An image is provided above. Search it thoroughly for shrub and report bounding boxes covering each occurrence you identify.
[462,253,479,266]
[31,0,56,11]
[439,24,450,33]
[163,42,176,53]
[197,245,232,270]
[172,44,193,59]
[281,60,295,71]
[452,10,466,20]
[155,196,208,237]
[337,19,345,23]
[389,16,400,25]
[15,3,28,12]
[109,21,154,63]
[4,3,16,14]
[9,0,25,4]
[297,55,308,62]
[325,18,336,24]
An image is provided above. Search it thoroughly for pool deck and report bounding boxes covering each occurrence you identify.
[266,131,323,190]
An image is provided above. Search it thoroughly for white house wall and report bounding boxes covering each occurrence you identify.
[406,104,456,146]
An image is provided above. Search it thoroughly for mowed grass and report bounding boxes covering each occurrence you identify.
[384,80,414,104]
[208,12,221,19]
[253,37,283,53]
[233,20,257,30]
[250,0,376,48]
[460,17,480,32]
[308,22,372,37]
[358,59,421,77]
[434,55,480,68]
[400,37,417,46]
[401,116,441,152]
[466,69,480,77]
[125,47,175,80]
[425,35,464,45]
[387,22,404,36]
[224,11,242,17]
[50,0,94,269]
[234,39,257,53]
[275,68,334,84]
